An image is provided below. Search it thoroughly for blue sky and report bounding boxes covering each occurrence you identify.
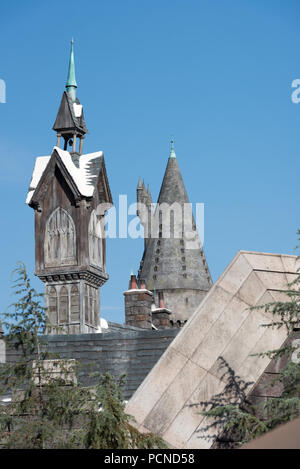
[0,0,300,323]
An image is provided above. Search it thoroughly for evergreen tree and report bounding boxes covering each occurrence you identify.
[0,262,165,449]
[195,357,268,448]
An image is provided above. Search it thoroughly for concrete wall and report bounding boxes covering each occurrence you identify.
[126,251,300,448]
[5,327,178,400]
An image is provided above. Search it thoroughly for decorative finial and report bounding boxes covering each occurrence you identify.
[170,136,176,159]
[66,39,77,103]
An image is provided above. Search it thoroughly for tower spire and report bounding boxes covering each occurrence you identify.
[53,40,87,153]
[169,137,176,159]
[66,39,77,103]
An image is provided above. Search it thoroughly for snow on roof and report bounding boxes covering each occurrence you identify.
[26,156,50,204]
[55,147,103,196]
[73,102,82,117]
[100,317,108,329]
[26,146,104,205]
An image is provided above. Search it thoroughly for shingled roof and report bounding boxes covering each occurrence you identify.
[26,146,112,205]
[157,156,189,205]
[52,91,88,135]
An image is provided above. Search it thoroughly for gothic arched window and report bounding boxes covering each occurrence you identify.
[83,284,98,327]
[48,286,58,325]
[44,207,76,267]
[88,210,103,268]
[70,285,80,323]
[59,286,69,324]
[84,284,89,325]
[93,288,98,327]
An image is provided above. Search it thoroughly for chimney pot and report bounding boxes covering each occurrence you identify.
[130,274,137,290]
[158,291,165,309]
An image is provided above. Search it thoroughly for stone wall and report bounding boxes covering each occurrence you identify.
[5,328,178,400]
[162,288,208,323]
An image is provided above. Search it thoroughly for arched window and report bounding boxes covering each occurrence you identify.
[70,285,80,323]
[88,210,102,268]
[59,286,69,324]
[45,207,76,267]
[48,286,58,325]
[92,287,98,327]
[84,284,89,325]
[89,288,93,325]
[83,284,98,327]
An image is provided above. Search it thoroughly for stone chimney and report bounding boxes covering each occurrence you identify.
[124,276,153,329]
[151,291,172,329]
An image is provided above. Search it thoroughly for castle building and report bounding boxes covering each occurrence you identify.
[136,140,212,325]
[26,41,113,334]
[2,42,298,449]
[25,42,213,334]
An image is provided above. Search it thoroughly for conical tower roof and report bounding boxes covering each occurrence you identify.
[157,155,190,206]
[138,141,212,297]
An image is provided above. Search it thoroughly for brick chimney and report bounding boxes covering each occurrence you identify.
[124,276,153,329]
[151,291,172,329]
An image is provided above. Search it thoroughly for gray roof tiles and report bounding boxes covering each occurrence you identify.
[139,156,212,292]
[53,92,88,135]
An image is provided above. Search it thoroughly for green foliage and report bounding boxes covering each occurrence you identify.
[85,373,165,449]
[261,361,300,430]
[3,261,46,358]
[0,262,166,449]
[251,272,300,360]
[196,357,268,448]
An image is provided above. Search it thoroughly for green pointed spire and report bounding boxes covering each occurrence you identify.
[169,137,176,159]
[66,39,77,103]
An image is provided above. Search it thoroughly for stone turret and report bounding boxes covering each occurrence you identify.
[137,139,212,324]
[137,179,153,250]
